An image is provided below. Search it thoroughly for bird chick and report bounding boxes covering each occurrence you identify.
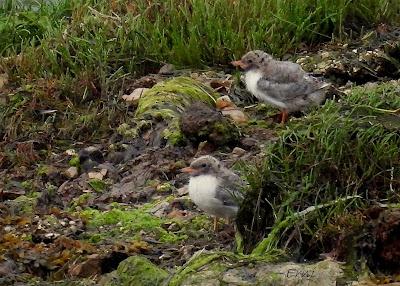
[232,50,330,123]
[181,155,244,231]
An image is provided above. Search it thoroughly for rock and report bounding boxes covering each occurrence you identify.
[122,88,149,105]
[232,147,246,157]
[216,95,235,109]
[180,102,240,146]
[96,183,155,204]
[216,96,249,123]
[221,108,248,123]
[65,167,79,178]
[65,149,77,156]
[88,171,104,180]
[240,137,259,150]
[68,254,102,278]
[150,201,171,218]
[158,63,175,75]
[100,256,169,286]
[0,258,18,276]
[173,251,347,286]
[79,146,104,172]
[177,185,189,196]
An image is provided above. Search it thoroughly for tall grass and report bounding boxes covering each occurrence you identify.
[0,0,399,142]
[1,0,399,78]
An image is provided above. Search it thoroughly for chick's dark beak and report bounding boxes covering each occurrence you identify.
[231,60,248,70]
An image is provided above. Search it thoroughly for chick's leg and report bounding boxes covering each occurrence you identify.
[280,109,289,124]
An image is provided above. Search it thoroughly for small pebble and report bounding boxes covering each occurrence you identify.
[65,166,79,179]
[232,147,246,157]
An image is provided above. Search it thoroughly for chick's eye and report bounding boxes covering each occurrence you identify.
[201,163,207,168]
[248,59,253,63]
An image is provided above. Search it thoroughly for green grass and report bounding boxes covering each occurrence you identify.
[1,0,399,78]
[1,0,399,143]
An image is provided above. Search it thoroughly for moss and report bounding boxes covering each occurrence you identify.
[68,156,80,167]
[71,193,93,209]
[169,252,224,286]
[21,180,34,191]
[156,182,173,193]
[169,251,279,286]
[162,120,187,146]
[36,165,51,176]
[135,77,217,118]
[80,204,187,243]
[88,179,107,193]
[210,121,240,145]
[116,123,140,138]
[102,256,168,286]
[10,195,37,215]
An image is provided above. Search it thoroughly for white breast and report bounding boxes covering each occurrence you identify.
[188,175,219,209]
[244,70,287,109]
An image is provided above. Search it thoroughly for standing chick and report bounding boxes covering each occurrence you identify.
[181,155,244,231]
[232,50,330,123]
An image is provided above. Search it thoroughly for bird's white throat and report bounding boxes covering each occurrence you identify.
[244,70,287,109]
[188,174,219,204]
[244,70,263,96]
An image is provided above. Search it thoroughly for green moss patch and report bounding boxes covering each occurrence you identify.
[102,256,168,286]
[80,204,187,243]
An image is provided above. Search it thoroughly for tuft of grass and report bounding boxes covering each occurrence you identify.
[240,81,400,255]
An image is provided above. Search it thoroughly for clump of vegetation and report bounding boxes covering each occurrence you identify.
[80,203,188,243]
[102,255,169,286]
[239,81,400,257]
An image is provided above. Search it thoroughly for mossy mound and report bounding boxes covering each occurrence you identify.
[80,204,187,243]
[238,80,400,257]
[101,256,168,286]
[119,77,219,146]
